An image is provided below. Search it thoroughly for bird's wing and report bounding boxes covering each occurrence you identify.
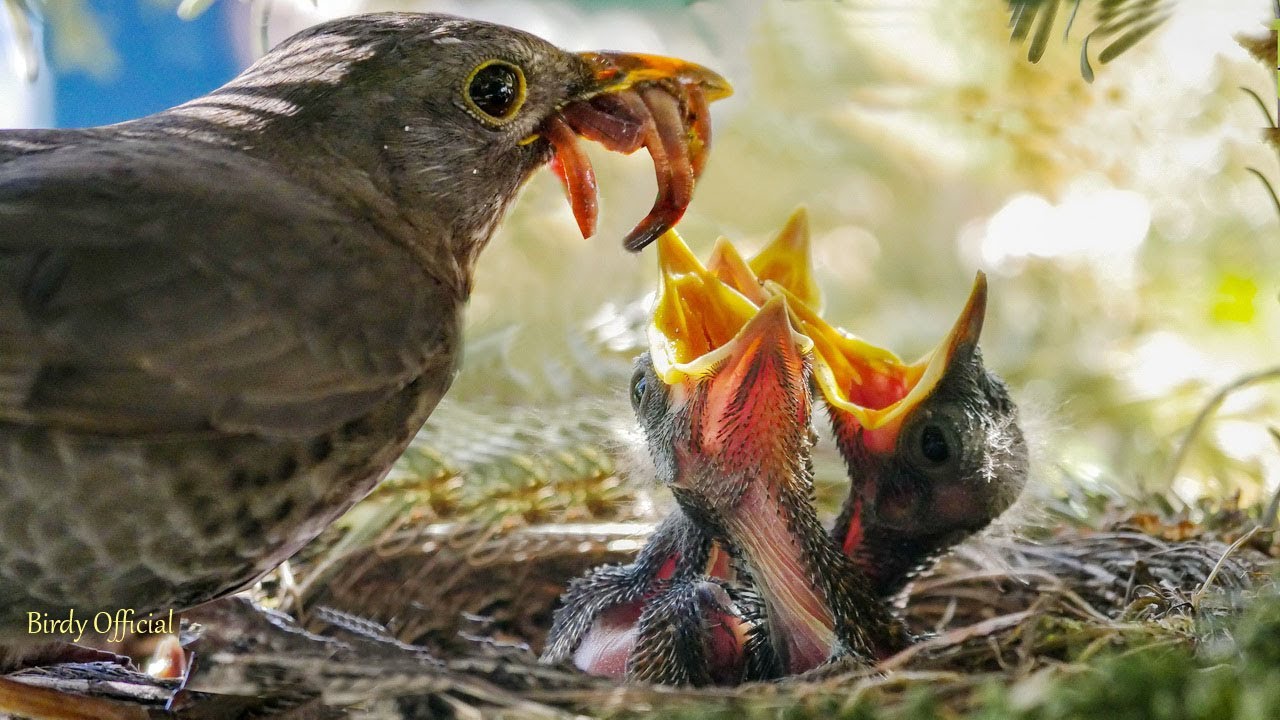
[0,138,453,438]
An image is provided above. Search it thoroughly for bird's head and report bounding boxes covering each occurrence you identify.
[789,275,1028,563]
[198,12,729,265]
[634,231,815,518]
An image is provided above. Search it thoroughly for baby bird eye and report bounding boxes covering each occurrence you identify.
[901,405,974,477]
[919,424,950,465]
[630,370,648,412]
[464,60,526,124]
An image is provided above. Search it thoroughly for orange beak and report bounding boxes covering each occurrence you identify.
[545,52,732,250]
[575,52,734,102]
[797,273,989,442]
[649,230,763,383]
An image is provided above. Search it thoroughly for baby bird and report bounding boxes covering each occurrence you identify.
[545,213,1028,683]
[707,209,1029,595]
[782,276,1028,595]
[545,231,908,683]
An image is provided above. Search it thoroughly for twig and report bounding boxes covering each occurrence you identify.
[876,610,1035,672]
[1162,366,1280,488]
[933,596,959,634]
[0,676,148,720]
[1191,525,1259,610]
[1047,585,1118,624]
[1075,633,1118,662]
[829,670,971,712]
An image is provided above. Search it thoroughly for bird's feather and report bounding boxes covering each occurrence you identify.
[0,135,453,438]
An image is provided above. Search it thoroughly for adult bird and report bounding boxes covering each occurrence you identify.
[0,11,730,672]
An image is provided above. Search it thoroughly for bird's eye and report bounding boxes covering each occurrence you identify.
[903,413,964,473]
[919,424,950,465]
[464,60,526,124]
[630,370,648,412]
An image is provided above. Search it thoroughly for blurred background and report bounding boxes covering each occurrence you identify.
[1,0,1276,516]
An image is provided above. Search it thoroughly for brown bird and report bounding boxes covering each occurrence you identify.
[0,11,729,670]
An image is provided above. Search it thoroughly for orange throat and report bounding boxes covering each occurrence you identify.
[725,479,835,674]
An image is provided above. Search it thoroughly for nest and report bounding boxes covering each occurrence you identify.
[5,492,1274,720]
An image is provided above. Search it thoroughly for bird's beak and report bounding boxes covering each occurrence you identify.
[702,207,821,311]
[769,281,908,411]
[800,273,988,449]
[647,234,815,510]
[648,230,765,384]
[747,207,823,312]
[649,220,827,386]
[692,294,813,459]
[541,52,732,251]
[577,51,734,102]
[705,236,768,305]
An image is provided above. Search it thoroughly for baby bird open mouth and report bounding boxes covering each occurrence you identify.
[546,213,1022,684]
[646,231,901,675]
[705,213,1026,596]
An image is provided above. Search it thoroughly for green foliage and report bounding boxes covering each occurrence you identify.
[1006,0,1174,80]
[970,594,1280,720]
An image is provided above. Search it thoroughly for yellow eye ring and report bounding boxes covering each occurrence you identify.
[462,59,527,125]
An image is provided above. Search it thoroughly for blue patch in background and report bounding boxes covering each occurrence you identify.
[52,1,243,128]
